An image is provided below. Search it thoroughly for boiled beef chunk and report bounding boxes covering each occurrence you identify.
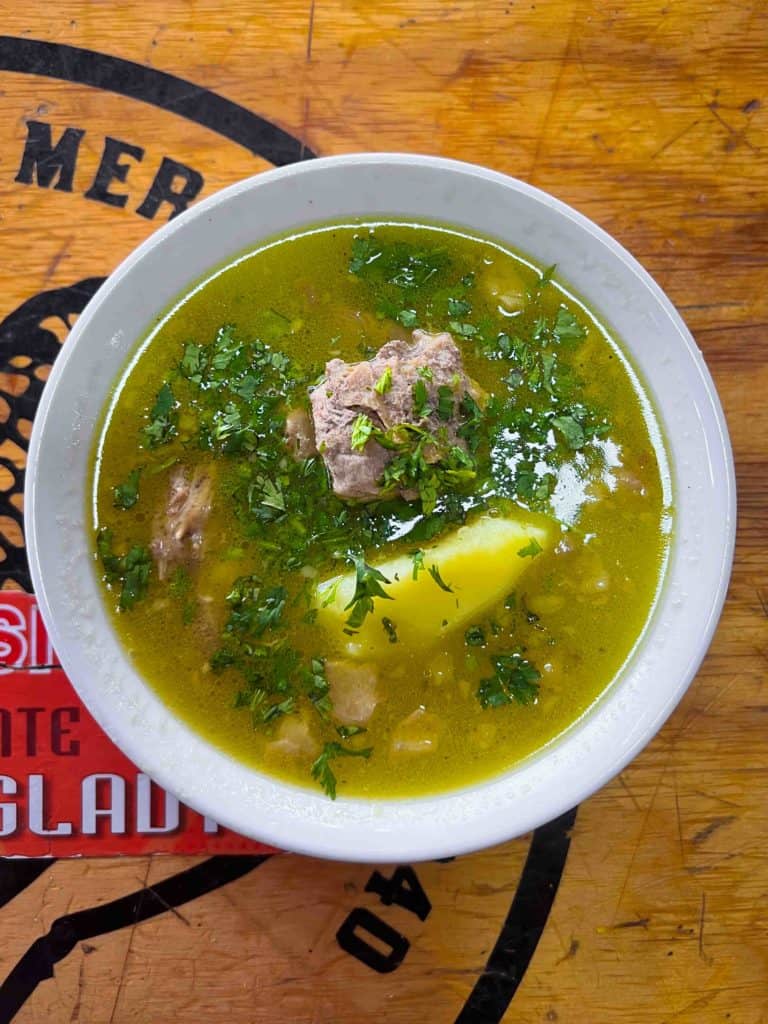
[309,329,475,501]
[151,465,212,580]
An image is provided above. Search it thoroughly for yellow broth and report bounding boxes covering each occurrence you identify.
[92,221,671,798]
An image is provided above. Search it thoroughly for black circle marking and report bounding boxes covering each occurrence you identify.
[0,855,272,1024]
[0,36,316,163]
[455,806,577,1023]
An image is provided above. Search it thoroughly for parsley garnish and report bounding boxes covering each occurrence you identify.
[465,625,486,647]
[553,307,587,343]
[96,529,151,611]
[336,725,366,740]
[374,367,393,395]
[412,379,433,419]
[449,320,478,338]
[349,236,382,274]
[378,423,477,515]
[518,537,543,559]
[447,296,472,317]
[410,549,425,580]
[436,385,454,422]
[344,553,393,629]
[351,413,375,451]
[539,264,557,289]
[381,617,398,643]
[552,414,586,450]
[113,467,141,510]
[311,741,373,799]
[428,564,453,592]
[180,343,208,384]
[141,382,176,449]
[477,653,541,709]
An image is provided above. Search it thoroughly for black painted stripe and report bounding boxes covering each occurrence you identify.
[454,807,577,1024]
[0,854,271,1024]
[0,37,315,164]
[0,860,53,913]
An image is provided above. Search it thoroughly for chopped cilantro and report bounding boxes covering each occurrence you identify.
[449,320,478,338]
[397,308,418,328]
[412,379,433,419]
[447,296,472,316]
[417,365,434,381]
[553,307,587,343]
[96,529,151,611]
[436,385,454,422]
[311,741,373,799]
[336,724,367,740]
[351,413,375,451]
[141,382,176,449]
[374,367,393,395]
[552,414,586,450]
[113,467,141,510]
[465,625,486,647]
[477,653,541,709]
[410,549,425,580]
[180,342,208,384]
[381,617,398,643]
[518,537,543,559]
[257,476,286,513]
[428,564,453,592]
[539,264,557,288]
[344,553,393,629]
[349,236,382,274]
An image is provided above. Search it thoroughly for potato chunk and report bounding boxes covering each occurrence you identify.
[315,514,551,659]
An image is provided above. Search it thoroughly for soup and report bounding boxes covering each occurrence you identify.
[92,221,671,799]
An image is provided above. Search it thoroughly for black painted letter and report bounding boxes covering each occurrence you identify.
[136,157,204,220]
[15,121,85,192]
[85,136,144,209]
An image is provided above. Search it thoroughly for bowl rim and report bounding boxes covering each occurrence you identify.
[25,152,736,861]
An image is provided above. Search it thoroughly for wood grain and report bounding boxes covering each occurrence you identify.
[0,1,765,1021]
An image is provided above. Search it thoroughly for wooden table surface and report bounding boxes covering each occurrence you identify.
[0,2,765,1021]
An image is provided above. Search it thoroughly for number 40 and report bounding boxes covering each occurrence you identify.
[336,866,432,974]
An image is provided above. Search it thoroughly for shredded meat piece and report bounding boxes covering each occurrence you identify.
[390,707,440,755]
[326,660,379,726]
[151,465,212,581]
[309,329,477,501]
[284,407,317,460]
[265,715,320,761]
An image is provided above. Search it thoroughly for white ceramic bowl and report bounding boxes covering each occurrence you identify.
[25,154,735,862]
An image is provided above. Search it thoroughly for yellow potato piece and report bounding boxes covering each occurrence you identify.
[315,514,552,659]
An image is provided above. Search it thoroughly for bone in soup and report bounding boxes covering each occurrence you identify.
[92,221,671,799]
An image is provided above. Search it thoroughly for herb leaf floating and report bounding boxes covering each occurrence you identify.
[477,653,541,709]
[344,553,393,629]
[96,529,151,611]
[141,382,177,449]
[311,741,373,799]
[428,564,453,592]
[113,467,141,510]
[517,537,543,559]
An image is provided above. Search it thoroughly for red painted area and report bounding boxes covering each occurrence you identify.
[0,593,276,857]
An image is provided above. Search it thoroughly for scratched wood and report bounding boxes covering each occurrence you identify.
[0,1,766,1021]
